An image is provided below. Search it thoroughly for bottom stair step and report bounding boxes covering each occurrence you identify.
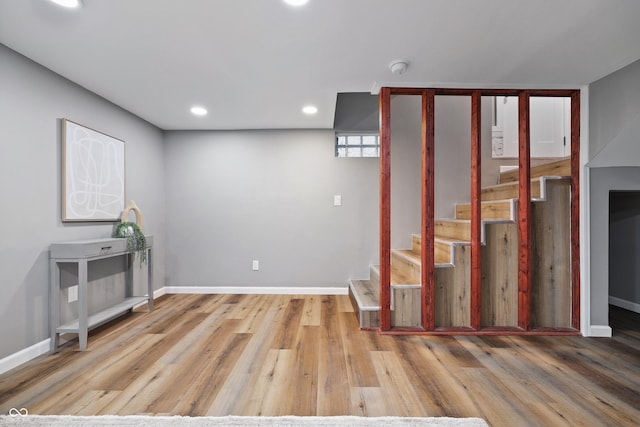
[349,279,380,329]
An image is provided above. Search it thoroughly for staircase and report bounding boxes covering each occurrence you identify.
[349,158,573,331]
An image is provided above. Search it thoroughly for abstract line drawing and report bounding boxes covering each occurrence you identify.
[62,119,125,221]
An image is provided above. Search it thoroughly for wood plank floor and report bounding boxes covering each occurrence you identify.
[1,295,639,426]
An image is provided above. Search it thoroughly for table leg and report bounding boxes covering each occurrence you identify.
[78,259,88,351]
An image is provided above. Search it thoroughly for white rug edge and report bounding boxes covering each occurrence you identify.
[0,414,490,426]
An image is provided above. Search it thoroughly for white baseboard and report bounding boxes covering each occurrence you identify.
[609,296,640,314]
[0,339,50,375]
[163,285,349,295]
[133,287,169,309]
[588,325,613,337]
[153,287,167,298]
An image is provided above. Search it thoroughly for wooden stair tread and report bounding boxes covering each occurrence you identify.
[394,249,420,264]
[435,236,470,245]
[349,279,378,310]
[413,234,471,245]
[498,158,570,184]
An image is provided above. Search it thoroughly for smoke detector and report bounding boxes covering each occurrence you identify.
[389,60,409,75]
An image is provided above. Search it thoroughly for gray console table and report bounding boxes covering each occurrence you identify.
[49,236,153,352]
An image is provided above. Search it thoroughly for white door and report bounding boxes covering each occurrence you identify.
[492,97,570,159]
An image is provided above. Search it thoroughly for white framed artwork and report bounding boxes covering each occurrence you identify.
[62,119,125,222]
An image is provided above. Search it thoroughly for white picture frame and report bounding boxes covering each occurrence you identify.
[62,119,125,222]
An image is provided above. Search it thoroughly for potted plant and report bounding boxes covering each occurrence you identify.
[115,200,147,266]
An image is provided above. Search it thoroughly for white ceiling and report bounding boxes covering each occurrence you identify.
[1,0,640,130]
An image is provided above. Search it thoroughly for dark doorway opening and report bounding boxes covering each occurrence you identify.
[609,191,640,331]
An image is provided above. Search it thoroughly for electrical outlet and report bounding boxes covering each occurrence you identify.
[68,285,78,303]
[252,260,260,271]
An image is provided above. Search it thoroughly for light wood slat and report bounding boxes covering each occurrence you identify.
[283,325,319,415]
[350,279,378,309]
[411,234,421,254]
[95,361,175,415]
[481,223,519,327]
[369,351,428,416]
[301,295,322,326]
[155,319,248,414]
[498,158,571,184]
[339,312,380,388]
[531,180,572,328]
[349,387,388,416]
[434,246,471,327]
[395,337,477,417]
[316,296,350,416]
[391,250,421,284]
[482,178,542,201]
[204,304,281,415]
[240,349,291,416]
[435,219,471,241]
[390,287,421,328]
[272,298,305,349]
[2,295,638,426]
[456,200,513,220]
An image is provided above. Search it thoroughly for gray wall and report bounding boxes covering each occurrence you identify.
[589,57,640,323]
[0,44,166,359]
[163,130,379,288]
[387,94,507,250]
[390,95,422,248]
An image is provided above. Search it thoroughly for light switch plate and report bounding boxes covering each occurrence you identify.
[252,260,259,271]
[334,195,342,206]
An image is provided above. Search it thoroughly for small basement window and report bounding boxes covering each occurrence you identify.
[335,133,380,157]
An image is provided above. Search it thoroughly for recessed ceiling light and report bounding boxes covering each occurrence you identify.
[284,0,309,6]
[190,106,208,116]
[302,105,318,115]
[49,0,83,8]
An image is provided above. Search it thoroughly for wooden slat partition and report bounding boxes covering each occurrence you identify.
[518,91,532,330]
[377,87,580,335]
[421,90,435,330]
[379,87,391,331]
[470,90,482,330]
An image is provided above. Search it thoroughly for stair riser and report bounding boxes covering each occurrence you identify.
[370,265,380,288]
[435,241,453,264]
[391,252,421,284]
[391,287,421,328]
[406,237,455,264]
[411,235,420,253]
[435,220,471,241]
[456,202,512,220]
[482,181,541,201]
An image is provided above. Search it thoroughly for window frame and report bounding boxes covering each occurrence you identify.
[335,132,380,158]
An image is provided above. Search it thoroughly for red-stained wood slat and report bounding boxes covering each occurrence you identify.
[421,90,436,331]
[570,91,581,331]
[379,87,392,331]
[470,90,482,330]
[518,91,532,331]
